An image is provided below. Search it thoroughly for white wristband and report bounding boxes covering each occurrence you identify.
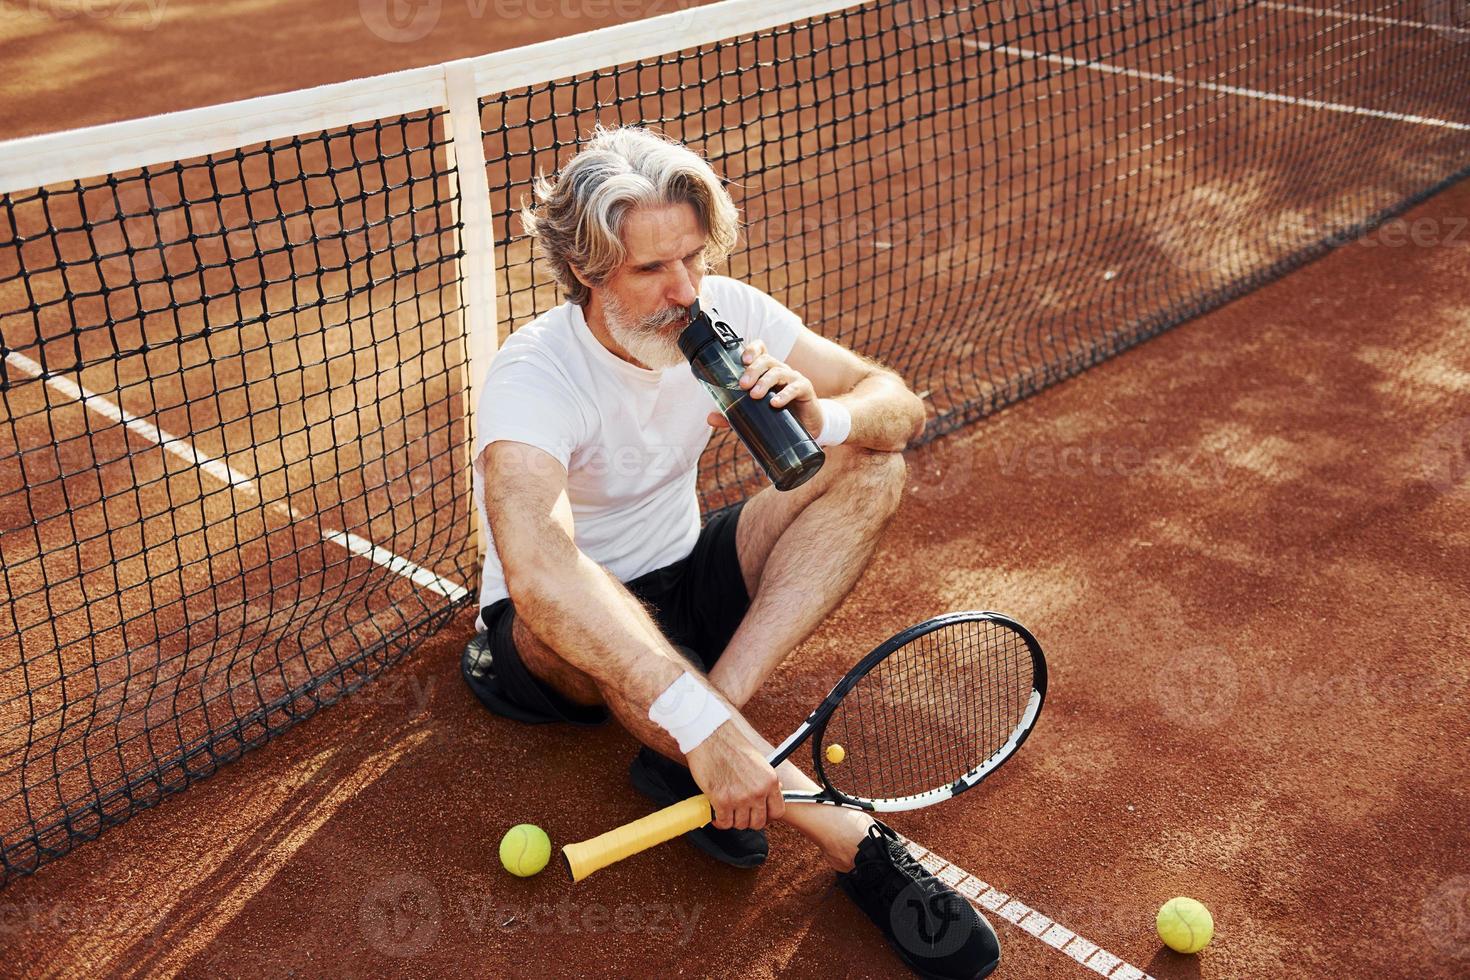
[648,672,731,754]
[815,398,852,447]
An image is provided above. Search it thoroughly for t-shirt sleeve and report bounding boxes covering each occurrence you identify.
[474,351,589,469]
[713,278,804,363]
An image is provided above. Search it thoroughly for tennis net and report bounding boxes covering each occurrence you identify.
[2,0,1467,884]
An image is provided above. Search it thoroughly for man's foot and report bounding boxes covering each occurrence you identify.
[628,747,768,868]
[836,822,1000,980]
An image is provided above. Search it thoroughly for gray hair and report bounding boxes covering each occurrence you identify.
[520,126,740,306]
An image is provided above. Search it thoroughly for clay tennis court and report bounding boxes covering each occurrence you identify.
[2,1,1468,977]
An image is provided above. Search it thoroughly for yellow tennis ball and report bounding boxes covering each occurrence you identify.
[1156,896,1214,954]
[499,824,551,877]
[825,743,846,764]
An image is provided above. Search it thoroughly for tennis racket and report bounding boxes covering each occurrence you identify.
[562,610,1046,881]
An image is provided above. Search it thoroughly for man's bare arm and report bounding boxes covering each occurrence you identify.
[479,440,785,830]
[822,364,927,451]
[754,329,927,452]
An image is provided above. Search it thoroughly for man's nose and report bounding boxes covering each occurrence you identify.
[667,264,699,308]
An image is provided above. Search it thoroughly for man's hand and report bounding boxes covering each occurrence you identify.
[705,339,826,438]
[684,723,786,830]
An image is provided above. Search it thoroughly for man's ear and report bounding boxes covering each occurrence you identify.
[570,265,594,288]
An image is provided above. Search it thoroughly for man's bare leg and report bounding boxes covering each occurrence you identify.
[512,615,874,870]
[708,446,907,707]
[509,444,907,714]
[509,448,906,868]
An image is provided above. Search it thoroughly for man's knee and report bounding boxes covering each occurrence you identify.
[827,447,906,515]
[512,614,605,706]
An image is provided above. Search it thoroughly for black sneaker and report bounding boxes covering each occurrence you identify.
[461,632,553,725]
[836,822,1000,980]
[628,747,768,868]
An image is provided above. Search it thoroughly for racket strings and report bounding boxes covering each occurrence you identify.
[822,619,1035,803]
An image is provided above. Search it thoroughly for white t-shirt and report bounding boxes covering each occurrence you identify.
[473,275,804,618]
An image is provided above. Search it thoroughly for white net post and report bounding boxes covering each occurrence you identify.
[443,58,500,558]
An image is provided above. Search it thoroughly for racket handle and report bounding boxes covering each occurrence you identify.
[562,794,713,882]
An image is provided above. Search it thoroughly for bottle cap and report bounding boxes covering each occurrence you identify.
[677,299,741,361]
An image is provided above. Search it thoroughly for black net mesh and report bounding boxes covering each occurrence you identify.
[0,109,476,885]
[482,0,1470,511]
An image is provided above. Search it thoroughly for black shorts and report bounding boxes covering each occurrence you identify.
[463,501,750,726]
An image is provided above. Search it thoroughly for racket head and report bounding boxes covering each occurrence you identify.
[809,610,1046,811]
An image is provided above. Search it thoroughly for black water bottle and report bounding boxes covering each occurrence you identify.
[678,300,826,491]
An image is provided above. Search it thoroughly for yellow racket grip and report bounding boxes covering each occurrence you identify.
[562,794,713,882]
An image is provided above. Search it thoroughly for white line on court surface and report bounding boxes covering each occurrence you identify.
[1261,0,1470,36]
[899,835,1156,979]
[326,531,468,601]
[965,41,1470,133]
[2,350,469,602]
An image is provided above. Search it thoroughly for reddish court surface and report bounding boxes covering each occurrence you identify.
[0,0,722,142]
[0,168,1466,978]
[3,2,1469,978]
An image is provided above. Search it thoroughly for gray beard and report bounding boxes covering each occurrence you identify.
[603,295,688,370]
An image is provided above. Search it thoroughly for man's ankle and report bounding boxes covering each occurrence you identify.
[818,812,877,871]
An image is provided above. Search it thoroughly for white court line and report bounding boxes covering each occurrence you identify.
[326,531,468,601]
[5,351,266,497]
[899,835,1155,979]
[964,40,1470,133]
[1260,1,1470,37]
[2,350,469,602]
